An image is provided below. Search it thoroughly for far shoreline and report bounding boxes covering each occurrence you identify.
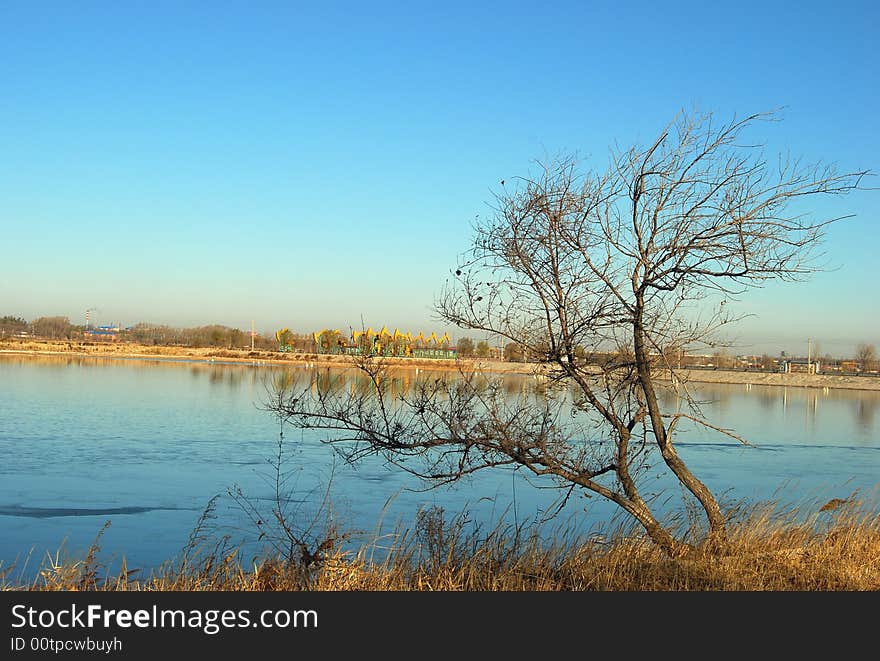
[2,339,879,392]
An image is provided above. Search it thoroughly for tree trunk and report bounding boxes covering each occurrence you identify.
[632,302,727,546]
[620,497,692,558]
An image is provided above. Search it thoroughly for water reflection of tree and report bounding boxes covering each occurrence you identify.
[656,386,679,411]
[655,383,721,419]
[757,387,777,411]
[856,397,877,431]
[182,364,255,389]
[207,367,245,388]
[503,375,530,396]
[314,368,348,398]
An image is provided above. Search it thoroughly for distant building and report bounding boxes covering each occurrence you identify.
[780,359,820,374]
[84,324,121,341]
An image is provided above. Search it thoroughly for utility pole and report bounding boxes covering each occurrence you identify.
[808,337,812,374]
[251,320,255,351]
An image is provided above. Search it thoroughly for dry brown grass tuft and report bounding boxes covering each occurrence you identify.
[3,501,879,591]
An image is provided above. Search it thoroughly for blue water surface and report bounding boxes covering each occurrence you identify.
[1,354,878,578]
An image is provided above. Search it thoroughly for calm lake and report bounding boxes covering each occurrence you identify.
[1,354,879,577]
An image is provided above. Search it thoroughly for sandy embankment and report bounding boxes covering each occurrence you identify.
[2,338,879,391]
[659,367,880,392]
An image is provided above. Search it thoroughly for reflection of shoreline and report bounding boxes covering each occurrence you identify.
[2,345,880,392]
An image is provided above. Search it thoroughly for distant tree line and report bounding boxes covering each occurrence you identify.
[0,316,275,350]
[458,336,880,373]
[2,314,877,370]
[124,323,277,349]
[454,337,496,359]
[0,316,29,336]
[1,315,80,339]
[857,343,878,372]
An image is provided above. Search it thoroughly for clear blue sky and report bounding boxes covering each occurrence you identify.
[1,1,877,356]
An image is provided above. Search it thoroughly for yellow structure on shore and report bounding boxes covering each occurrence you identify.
[314,327,454,358]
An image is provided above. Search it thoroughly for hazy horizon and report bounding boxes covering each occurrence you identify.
[2,2,876,359]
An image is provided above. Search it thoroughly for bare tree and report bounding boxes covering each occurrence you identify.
[270,109,869,557]
[503,342,524,362]
[30,316,76,339]
[456,337,475,358]
[856,343,877,371]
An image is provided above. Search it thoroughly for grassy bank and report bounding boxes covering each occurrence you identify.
[3,501,879,591]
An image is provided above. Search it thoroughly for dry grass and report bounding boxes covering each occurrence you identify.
[3,501,879,591]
